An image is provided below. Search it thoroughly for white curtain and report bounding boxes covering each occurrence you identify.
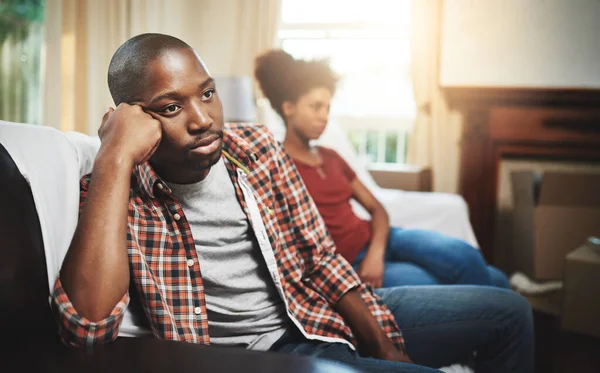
[42,0,281,134]
[407,0,463,194]
[44,0,135,134]
[233,0,281,76]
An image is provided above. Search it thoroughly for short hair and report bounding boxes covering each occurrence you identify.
[108,33,192,105]
[254,49,338,118]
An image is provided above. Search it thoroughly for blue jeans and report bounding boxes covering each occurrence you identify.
[270,286,534,373]
[354,228,510,288]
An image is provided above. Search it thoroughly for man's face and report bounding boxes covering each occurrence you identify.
[137,48,225,183]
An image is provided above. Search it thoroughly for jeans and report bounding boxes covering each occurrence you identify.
[353,227,510,288]
[270,286,534,373]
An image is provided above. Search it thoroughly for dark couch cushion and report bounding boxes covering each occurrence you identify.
[0,143,59,343]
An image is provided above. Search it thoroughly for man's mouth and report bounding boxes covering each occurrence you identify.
[190,134,220,149]
[189,134,222,155]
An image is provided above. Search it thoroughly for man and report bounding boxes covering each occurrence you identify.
[51,34,533,373]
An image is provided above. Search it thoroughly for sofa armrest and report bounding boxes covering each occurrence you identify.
[368,165,432,192]
[351,189,479,249]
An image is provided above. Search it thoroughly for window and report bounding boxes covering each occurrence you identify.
[278,0,415,165]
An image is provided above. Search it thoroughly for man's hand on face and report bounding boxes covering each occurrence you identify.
[98,103,162,167]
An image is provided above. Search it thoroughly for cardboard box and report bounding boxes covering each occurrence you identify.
[369,165,432,192]
[511,171,600,280]
[561,241,600,338]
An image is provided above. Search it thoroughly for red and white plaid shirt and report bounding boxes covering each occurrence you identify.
[50,123,404,350]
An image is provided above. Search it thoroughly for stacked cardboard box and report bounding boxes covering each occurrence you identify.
[511,171,600,280]
[561,240,600,338]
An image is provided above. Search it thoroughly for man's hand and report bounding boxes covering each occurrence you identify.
[335,290,413,364]
[372,339,414,364]
[98,103,162,167]
[358,250,385,289]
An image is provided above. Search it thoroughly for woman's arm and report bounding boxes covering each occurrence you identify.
[350,178,390,288]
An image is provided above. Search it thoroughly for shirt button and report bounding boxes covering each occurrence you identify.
[194,307,202,315]
[173,213,181,221]
[187,258,195,267]
[157,183,164,190]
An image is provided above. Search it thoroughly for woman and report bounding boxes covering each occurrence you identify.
[254,50,509,289]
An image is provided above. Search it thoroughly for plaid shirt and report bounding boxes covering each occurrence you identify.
[50,123,404,350]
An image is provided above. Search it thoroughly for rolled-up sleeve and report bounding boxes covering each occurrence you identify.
[50,278,129,347]
[49,277,129,346]
[48,175,129,346]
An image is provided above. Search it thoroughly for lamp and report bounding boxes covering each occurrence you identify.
[213,75,257,123]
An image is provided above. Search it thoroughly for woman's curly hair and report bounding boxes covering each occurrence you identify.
[254,49,338,118]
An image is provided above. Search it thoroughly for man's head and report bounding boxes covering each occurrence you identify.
[108,33,224,184]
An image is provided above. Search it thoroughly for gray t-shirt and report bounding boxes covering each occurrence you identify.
[165,158,289,350]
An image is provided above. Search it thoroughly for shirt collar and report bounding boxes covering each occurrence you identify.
[222,129,258,168]
[135,161,165,199]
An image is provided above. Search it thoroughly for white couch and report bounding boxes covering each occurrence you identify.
[0,120,474,373]
[0,118,480,289]
[259,109,479,249]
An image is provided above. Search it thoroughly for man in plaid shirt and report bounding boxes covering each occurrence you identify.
[51,34,533,373]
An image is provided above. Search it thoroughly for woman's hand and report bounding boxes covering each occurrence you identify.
[358,250,385,289]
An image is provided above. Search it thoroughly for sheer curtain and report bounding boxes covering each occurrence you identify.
[42,0,280,134]
[1,4,44,125]
[43,0,134,133]
[407,0,463,194]
[233,0,281,76]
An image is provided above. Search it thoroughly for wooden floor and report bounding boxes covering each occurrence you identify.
[525,292,600,373]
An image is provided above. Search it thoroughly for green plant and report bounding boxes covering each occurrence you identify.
[0,0,45,45]
[0,0,45,124]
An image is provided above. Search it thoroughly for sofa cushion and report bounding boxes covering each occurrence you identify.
[0,143,58,343]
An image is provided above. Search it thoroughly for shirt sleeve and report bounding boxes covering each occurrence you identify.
[48,175,129,347]
[274,140,362,305]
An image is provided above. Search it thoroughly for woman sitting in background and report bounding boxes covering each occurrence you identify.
[254,49,509,289]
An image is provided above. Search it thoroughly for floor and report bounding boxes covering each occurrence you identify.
[525,293,600,373]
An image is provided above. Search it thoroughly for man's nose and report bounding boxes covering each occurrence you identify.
[188,103,213,132]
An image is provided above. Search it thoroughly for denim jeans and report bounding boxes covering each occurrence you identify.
[353,227,510,288]
[270,286,534,373]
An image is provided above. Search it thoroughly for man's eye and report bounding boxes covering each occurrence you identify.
[163,104,180,113]
[202,89,215,101]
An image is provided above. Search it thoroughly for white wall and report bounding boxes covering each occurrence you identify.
[440,0,600,88]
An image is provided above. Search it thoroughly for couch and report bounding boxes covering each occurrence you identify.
[261,109,480,249]
[0,120,363,372]
[0,120,476,372]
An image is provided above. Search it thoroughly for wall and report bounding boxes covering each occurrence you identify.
[127,0,242,76]
[440,0,600,87]
[42,0,276,133]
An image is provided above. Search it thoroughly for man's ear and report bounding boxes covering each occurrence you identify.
[282,100,295,118]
